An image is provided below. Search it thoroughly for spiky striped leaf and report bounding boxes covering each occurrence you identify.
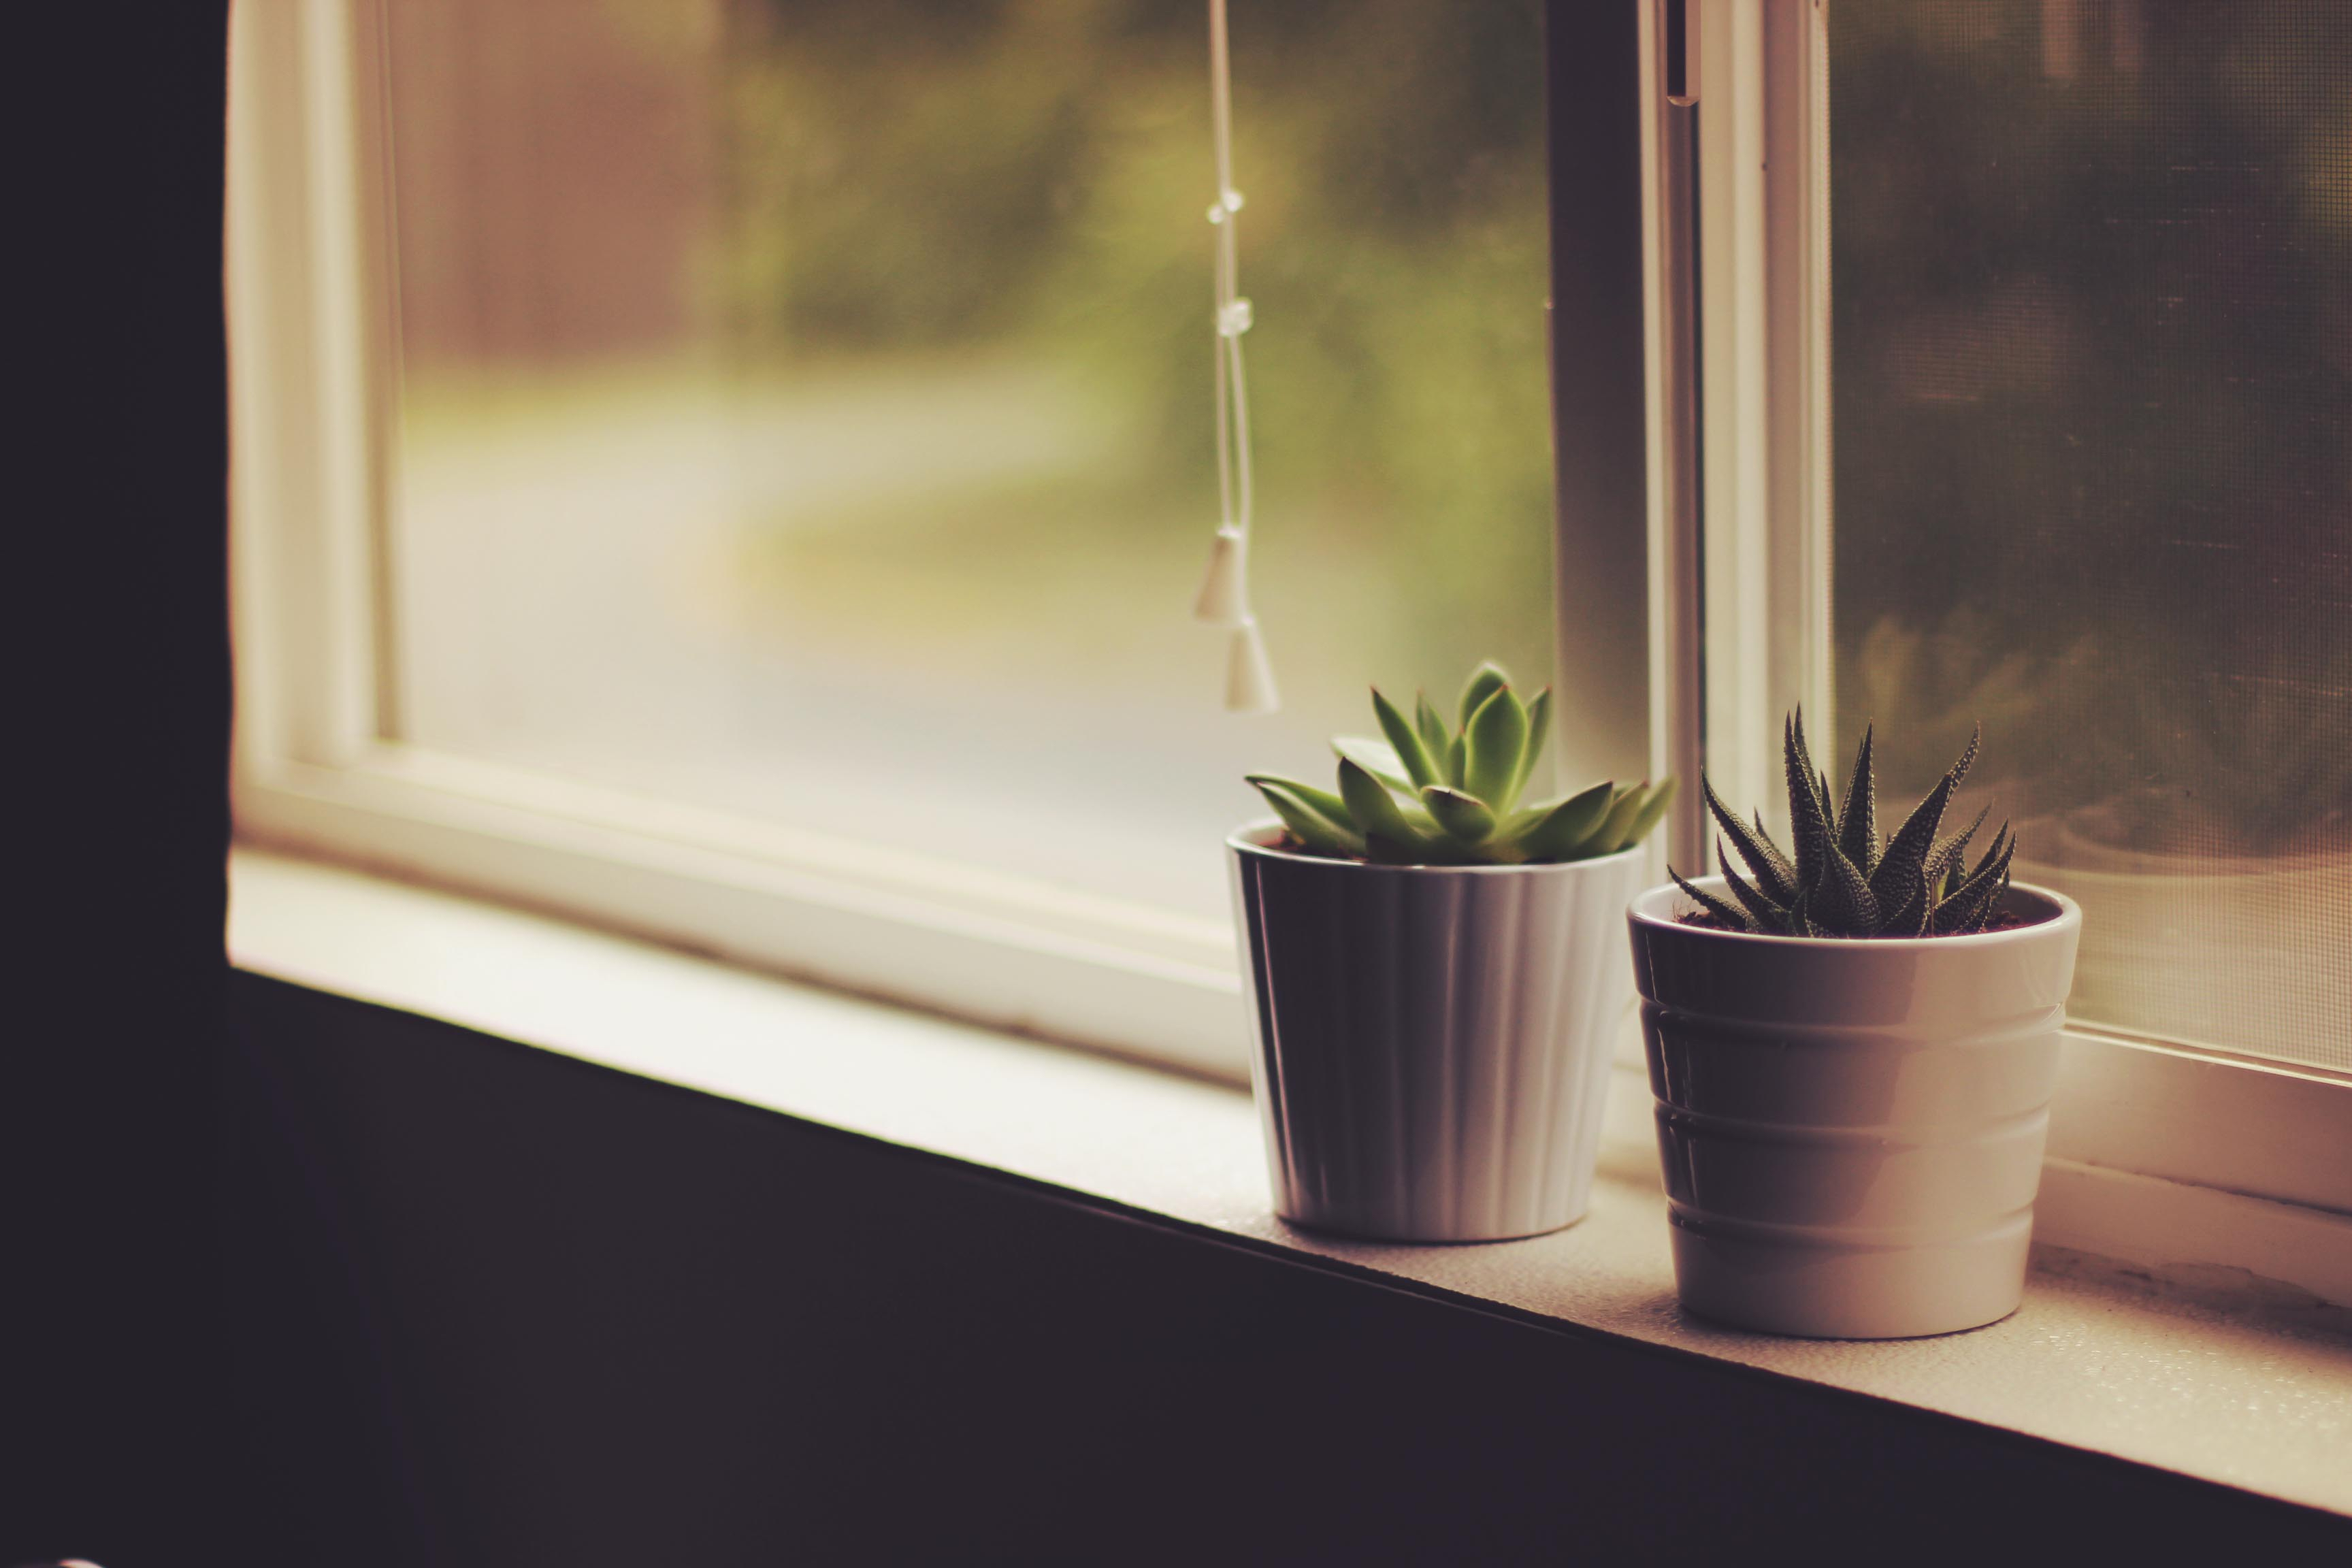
[1753,809,1801,892]
[1867,726,1981,913]
[1788,708,1837,825]
[1785,712,1833,896]
[1838,725,1878,875]
[1718,844,1786,929]
[1931,837,2014,934]
[1812,840,1882,934]
[1671,869,1752,931]
[1925,803,1991,891]
[1703,774,1798,905]
[1787,889,1820,938]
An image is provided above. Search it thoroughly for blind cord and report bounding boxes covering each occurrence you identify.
[1191,0,1278,713]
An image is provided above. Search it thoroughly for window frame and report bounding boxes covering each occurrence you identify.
[229,0,2349,1300]
[1648,0,2351,1282]
[227,0,1249,1077]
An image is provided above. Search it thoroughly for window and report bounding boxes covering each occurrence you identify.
[233,2,2348,1245]
[378,0,1554,924]
[231,0,1565,1071]
[1826,0,2350,1075]
[1657,0,2349,1244]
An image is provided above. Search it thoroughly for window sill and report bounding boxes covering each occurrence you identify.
[229,845,2352,1522]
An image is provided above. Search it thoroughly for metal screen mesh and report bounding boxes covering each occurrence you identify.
[1828,1,2350,1068]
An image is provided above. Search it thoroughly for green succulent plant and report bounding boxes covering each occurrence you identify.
[1247,662,1676,866]
[1672,711,2016,938]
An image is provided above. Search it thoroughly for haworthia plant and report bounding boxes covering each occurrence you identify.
[1248,662,1674,866]
[1671,710,2016,938]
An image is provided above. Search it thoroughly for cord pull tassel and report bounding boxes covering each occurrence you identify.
[1192,526,1250,625]
[1224,618,1279,713]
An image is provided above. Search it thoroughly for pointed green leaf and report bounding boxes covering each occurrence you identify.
[1618,776,1678,850]
[1414,691,1450,760]
[1446,734,1467,789]
[1332,736,1413,793]
[1457,662,1511,730]
[1371,688,1443,791]
[1338,757,1424,849]
[1515,779,1616,860]
[1249,779,1363,857]
[1245,773,1349,826]
[1463,686,1531,811]
[1422,785,1498,843]
[1588,781,1652,855]
[1511,687,1552,806]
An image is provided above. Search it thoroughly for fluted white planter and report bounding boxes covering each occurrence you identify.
[1228,823,1649,1243]
[1627,879,2082,1339]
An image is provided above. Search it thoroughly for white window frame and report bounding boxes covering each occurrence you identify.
[230,0,2350,1302]
[1645,0,2351,1298]
[227,0,1247,1078]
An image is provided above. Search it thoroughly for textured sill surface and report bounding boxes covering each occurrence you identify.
[229,847,2352,1518]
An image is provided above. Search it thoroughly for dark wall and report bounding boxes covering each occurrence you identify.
[6,6,233,1565]
[226,973,2349,1567]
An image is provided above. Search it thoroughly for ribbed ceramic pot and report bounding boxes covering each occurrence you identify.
[1627,879,2082,1339]
[1228,823,1650,1243]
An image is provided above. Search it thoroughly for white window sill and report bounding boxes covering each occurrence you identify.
[228,845,2352,1522]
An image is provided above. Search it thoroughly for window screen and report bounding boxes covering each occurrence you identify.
[1828,1,2350,1068]
[380,0,1552,922]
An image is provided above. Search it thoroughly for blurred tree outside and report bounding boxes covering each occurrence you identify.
[381,0,1558,917]
[1829,1,2350,860]
[710,0,1556,705]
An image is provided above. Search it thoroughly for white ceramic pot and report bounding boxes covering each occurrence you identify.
[1627,879,2082,1339]
[1228,823,1649,1243]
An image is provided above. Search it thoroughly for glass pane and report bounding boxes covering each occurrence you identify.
[382,0,1553,923]
[1828,1,2351,1068]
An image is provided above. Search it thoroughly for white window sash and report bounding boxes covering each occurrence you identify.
[1653,0,2351,1290]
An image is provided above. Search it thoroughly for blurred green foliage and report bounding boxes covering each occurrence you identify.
[1830,1,2351,849]
[715,0,1554,678]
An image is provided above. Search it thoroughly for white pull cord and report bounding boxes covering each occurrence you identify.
[1191,0,1278,713]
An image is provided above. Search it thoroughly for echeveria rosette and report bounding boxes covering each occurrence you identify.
[1671,710,2016,938]
[1247,662,1675,866]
